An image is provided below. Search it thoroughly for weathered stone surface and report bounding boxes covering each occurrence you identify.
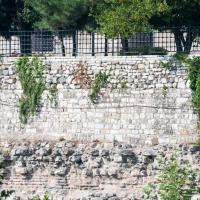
[0,57,197,145]
[0,141,200,200]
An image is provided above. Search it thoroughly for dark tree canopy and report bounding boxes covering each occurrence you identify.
[29,0,90,30]
[150,0,200,52]
[0,0,36,31]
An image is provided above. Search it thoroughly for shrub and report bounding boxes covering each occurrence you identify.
[120,46,168,56]
[143,149,200,200]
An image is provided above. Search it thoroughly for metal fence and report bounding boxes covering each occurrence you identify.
[0,27,200,56]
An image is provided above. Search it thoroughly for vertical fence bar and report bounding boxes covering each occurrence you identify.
[72,30,77,56]
[92,32,95,56]
[104,38,108,56]
[9,30,11,56]
[112,38,114,56]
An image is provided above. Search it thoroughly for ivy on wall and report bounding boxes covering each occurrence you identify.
[16,56,45,124]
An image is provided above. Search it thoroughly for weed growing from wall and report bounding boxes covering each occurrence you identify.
[32,193,49,200]
[89,70,110,103]
[49,84,58,107]
[162,85,168,98]
[16,56,45,124]
[120,79,128,89]
[74,62,91,88]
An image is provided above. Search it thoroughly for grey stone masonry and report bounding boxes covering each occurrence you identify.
[0,141,200,200]
[0,56,198,144]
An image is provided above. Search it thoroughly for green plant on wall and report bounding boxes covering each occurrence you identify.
[89,70,110,104]
[32,193,49,200]
[143,149,200,200]
[120,79,128,89]
[49,84,58,107]
[16,56,45,124]
[167,53,200,142]
[162,84,168,98]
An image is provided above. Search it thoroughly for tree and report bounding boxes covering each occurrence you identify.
[94,0,200,53]
[150,0,200,53]
[94,0,167,54]
[29,0,91,55]
[30,0,89,30]
[0,0,37,55]
[0,0,17,31]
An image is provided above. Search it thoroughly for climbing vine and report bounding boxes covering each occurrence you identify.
[16,56,45,124]
[89,70,110,103]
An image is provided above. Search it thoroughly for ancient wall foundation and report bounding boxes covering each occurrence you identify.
[0,141,200,200]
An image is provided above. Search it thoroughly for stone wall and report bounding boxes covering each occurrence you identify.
[0,141,200,200]
[0,56,198,144]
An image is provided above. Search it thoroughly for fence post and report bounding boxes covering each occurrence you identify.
[92,32,95,56]
[41,30,43,55]
[104,38,108,56]
[9,30,11,56]
[72,31,77,56]
[112,38,114,56]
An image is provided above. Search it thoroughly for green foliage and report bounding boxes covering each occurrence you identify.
[30,0,90,30]
[42,193,50,200]
[32,193,49,200]
[0,153,14,199]
[94,0,200,52]
[89,70,110,103]
[49,84,58,107]
[163,53,200,141]
[143,149,200,200]
[162,85,168,98]
[0,0,36,31]
[94,0,168,38]
[173,54,200,121]
[32,196,40,200]
[120,46,168,56]
[16,56,45,124]
[120,79,128,89]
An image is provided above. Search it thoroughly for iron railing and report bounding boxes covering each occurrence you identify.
[0,27,200,57]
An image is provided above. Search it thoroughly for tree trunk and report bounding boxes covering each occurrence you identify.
[173,30,183,52]
[184,30,195,53]
[121,38,129,55]
[173,28,196,53]
[184,34,193,53]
